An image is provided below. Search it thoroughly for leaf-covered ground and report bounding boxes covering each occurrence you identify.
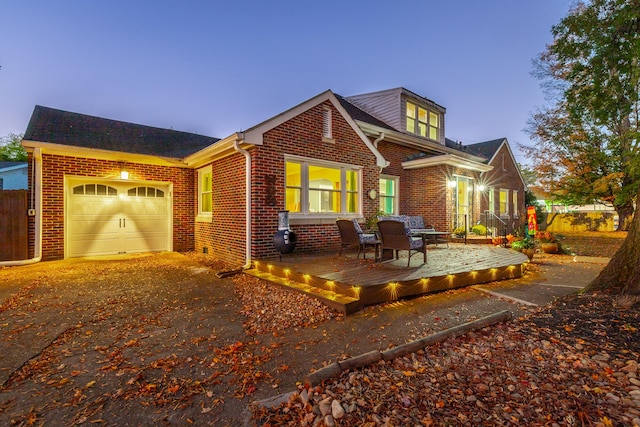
[252,291,640,426]
[0,231,634,426]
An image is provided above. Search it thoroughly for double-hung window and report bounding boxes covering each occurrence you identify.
[487,187,495,213]
[379,175,398,215]
[512,190,519,218]
[197,166,213,221]
[406,101,439,140]
[499,189,509,216]
[285,157,360,215]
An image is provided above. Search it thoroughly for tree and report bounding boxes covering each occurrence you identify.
[524,101,635,230]
[0,133,27,161]
[535,0,640,295]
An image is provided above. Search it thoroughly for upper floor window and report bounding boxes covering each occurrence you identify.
[406,101,439,140]
[285,157,360,215]
[379,176,398,215]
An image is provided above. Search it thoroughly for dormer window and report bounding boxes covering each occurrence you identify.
[406,101,439,140]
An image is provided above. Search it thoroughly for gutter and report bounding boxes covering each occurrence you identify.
[233,139,252,269]
[1,148,42,266]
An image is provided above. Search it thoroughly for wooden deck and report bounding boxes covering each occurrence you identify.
[244,243,529,314]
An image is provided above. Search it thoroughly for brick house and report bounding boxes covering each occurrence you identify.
[19,87,525,266]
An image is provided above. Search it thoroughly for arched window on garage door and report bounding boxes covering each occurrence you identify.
[127,186,165,197]
[72,184,117,196]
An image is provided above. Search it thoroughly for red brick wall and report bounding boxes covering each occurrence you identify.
[194,153,247,265]
[37,153,194,260]
[247,101,379,260]
[479,143,526,231]
[377,142,481,232]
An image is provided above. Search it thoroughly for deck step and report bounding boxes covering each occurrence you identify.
[244,268,361,315]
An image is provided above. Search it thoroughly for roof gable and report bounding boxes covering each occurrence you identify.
[23,106,220,159]
[242,90,389,168]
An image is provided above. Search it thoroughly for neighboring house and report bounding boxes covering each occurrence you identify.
[0,161,28,190]
[21,87,524,265]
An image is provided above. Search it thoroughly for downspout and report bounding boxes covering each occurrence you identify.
[373,132,385,148]
[1,147,42,266]
[373,132,386,173]
[233,139,252,269]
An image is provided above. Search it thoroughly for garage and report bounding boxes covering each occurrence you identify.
[66,179,172,258]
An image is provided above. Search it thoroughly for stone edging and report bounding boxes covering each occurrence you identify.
[251,310,512,412]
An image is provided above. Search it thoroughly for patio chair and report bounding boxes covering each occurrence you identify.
[377,220,427,267]
[336,219,380,260]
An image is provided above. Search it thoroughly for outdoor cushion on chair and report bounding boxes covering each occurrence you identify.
[336,219,379,260]
[377,220,427,267]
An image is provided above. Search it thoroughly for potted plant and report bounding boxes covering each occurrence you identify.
[511,238,536,260]
[535,231,560,254]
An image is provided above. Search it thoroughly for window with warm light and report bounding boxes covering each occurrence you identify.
[197,166,212,220]
[406,101,439,140]
[285,157,360,215]
[512,190,518,218]
[499,189,509,216]
[379,176,398,214]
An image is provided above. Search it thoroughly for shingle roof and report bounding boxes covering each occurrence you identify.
[23,105,220,158]
[463,138,505,161]
[0,161,27,170]
[335,95,397,132]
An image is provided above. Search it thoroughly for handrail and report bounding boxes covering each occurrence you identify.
[480,211,508,246]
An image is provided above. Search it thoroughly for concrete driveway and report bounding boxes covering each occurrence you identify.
[0,251,606,426]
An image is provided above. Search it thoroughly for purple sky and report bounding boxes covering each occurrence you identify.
[1,1,572,163]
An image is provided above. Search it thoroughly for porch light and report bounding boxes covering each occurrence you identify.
[448,180,457,188]
[120,170,129,180]
[478,184,486,192]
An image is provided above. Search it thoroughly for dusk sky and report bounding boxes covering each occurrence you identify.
[1,1,572,164]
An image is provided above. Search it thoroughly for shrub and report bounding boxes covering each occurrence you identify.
[471,224,487,235]
[511,238,535,250]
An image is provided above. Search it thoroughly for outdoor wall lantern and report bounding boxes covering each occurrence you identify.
[448,179,457,188]
[478,184,486,192]
[119,161,129,180]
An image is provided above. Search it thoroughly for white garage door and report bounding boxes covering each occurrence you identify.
[67,180,171,258]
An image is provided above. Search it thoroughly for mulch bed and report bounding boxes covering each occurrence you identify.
[251,291,640,426]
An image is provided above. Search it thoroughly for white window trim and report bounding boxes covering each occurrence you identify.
[285,155,362,219]
[487,186,495,214]
[379,174,399,215]
[196,165,212,222]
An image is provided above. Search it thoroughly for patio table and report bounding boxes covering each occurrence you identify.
[410,229,450,248]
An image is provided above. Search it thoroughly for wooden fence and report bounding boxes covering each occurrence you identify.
[0,190,29,261]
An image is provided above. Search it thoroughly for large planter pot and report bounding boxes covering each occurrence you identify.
[522,248,535,261]
[541,242,559,254]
